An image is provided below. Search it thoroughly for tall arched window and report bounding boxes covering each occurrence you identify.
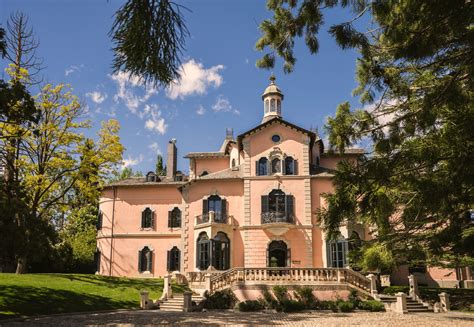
[202,195,227,222]
[141,208,154,228]
[196,232,210,270]
[267,240,289,267]
[271,158,281,174]
[138,246,153,272]
[167,246,180,271]
[261,189,294,223]
[212,232,230,270]
[270,98,276,112]
[277,99,281,114]
[257,157,268,176]
[168,207,181,228]
[265,99,269,113]
[284,157,296,175]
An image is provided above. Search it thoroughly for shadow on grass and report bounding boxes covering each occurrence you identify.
[0,285,136,319]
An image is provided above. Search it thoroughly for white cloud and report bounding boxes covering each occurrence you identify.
[86,91,108,104]
[64,64,83,77]
[212,95,240,115]
[166,59,224,100]
[148,142,162,155]
[196,105,206,115]
[122,154,144,169]
[95,106,116,118]
[110,71,158,114]
[145,118,168,135]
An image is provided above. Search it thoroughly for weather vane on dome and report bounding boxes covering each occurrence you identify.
[269,73,276,84]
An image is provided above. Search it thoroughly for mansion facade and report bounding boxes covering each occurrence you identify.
[96,77,468,288]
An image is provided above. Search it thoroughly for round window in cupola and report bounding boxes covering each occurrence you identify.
[271,134,281,143]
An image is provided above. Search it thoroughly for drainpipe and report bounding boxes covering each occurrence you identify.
[109,186,117,276]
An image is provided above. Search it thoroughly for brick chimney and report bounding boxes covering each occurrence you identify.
[167,138,177,180]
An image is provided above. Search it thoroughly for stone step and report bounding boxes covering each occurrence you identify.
[407,308,431,313]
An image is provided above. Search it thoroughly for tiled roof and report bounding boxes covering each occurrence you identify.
[183,152,229,158]
[198,167,242,180]
[105,176,186,188]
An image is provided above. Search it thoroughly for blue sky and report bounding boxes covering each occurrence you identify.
[1,0,367,173]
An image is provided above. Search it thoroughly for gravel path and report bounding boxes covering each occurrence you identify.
[1,310,473,326]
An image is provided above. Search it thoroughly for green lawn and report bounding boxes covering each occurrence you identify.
[0,273,188,319]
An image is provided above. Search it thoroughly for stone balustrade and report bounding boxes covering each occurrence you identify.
[208,267,372,294]
[195,211,230,225]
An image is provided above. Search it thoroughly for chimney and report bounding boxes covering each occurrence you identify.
[167,138,177,180]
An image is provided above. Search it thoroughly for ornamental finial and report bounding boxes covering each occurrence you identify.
[269,73,276,84]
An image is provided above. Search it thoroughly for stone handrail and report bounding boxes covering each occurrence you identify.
[195,211,229,225]
[208,267,372,294]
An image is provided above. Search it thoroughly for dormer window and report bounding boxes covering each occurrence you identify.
[199,171,209,177]
[141,207,154,229]
[271,158,281,174]
[146,171,157,182]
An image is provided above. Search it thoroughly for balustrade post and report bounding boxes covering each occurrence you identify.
[395,292,407,314]
[183,291,193,312]
[205,273,212,293]
[367,274,378,296]
[439,292,450,312]
[408,274,420,301]
[209,211,215,223]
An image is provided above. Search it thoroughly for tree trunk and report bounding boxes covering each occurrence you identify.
[15,256,28,274]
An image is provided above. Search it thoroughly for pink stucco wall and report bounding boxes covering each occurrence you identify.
[194,157,229,176]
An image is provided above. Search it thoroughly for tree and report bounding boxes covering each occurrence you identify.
[155,154,166,175]
[257,0,474,268]
[13,84,123,273]
[110,0,189,87]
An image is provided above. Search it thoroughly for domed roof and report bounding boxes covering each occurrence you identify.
[262,75,284,100]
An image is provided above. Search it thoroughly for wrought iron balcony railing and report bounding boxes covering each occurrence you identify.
[261,211,294,224]
[196,211,228,225]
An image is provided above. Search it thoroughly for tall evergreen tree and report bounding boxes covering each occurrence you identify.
[257,0,474,267]
[155,154,166,175]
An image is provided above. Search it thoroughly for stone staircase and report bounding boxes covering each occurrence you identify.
[406,297,431,313]
[160,294,204,312]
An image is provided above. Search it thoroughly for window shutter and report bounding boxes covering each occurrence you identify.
[326,242,331,268]
[221,199,227,219]
[287,248,291,267]
[167,250,171,271]
[266,160,271,176]
[196,244,199,269]
[148,251,153,272]
[138,250,143,272]
[168,211,172,228]
[261,195,269,213]
[256,161,259,176]
[177,250,181,271]
[141,210,146,228]
[202,199,208,215]
[294,160,298,175]
[285,195,294,220]
[150,211,155,228]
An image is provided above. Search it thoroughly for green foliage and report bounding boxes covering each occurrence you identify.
[348,289,360,308]
[361,244,394,274]
[202,289,237,310]
[318,300,338,312]
[155,154,166,175]
[294,286,316,309]
[280,299,306,312]
[110,0,189,87]
[358,300,385,312]
[337,301,354,312]
[237,300,265,312]
[272,285,288,302]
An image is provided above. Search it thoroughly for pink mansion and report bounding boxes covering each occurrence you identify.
[96,77,467,289]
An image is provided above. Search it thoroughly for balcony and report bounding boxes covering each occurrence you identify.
[261,212,294,224]
[196,211,229,225]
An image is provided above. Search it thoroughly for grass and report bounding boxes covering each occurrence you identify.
[382,285,474,312]
[0,273,188,319]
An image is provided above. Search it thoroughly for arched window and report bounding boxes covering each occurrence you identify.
[261,189,294,223]
[271,158,281,174]
[265,99,269,113]
[267,240,290,267]
[196,232,210,270]
[277,99,281,114]
[138,246,153,272]
[257,157,268,176]
[284,157,296,175]
[199,171,209,177]
[212,232,230,270]
[232,159,236,168]
[141,207,154,228]
[146,171,157,182]
[168,207,181,228]
[202,195,227,223]
[167,246,180,271]
[270,98,276,112]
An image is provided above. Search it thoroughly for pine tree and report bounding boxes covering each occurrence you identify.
[155,154,166,175]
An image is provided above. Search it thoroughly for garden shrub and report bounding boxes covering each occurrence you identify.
[272,285,288,302]
[238,300,265,312]
[348,289,361,308]
[359,300,385,312]
[280,299,306,312]
[337,301,354,312]
[262,289,278,309]
[202,289,237,309]
[294,286,317,309]
[318,300,338,312]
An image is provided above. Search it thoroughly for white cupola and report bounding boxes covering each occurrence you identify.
[262,74,284,123]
